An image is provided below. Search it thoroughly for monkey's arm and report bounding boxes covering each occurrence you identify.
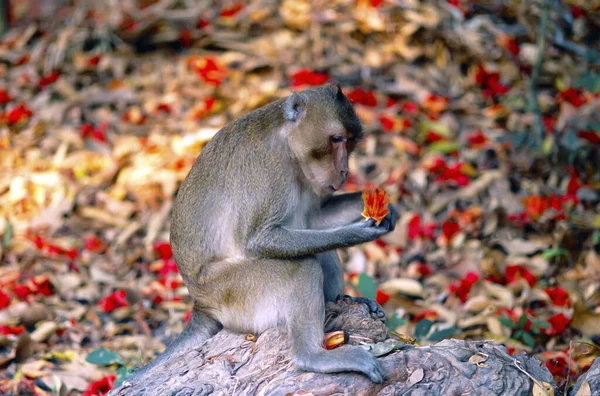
[248,219,390,259]
[310,192,364,229]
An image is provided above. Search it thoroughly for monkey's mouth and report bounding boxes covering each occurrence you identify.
[329,185,341,192]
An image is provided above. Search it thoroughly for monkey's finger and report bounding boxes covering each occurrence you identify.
[364,218,376,227]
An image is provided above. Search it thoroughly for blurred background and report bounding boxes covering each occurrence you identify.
[0,0,599,394]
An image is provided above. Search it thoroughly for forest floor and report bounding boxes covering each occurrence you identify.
[0,1,599,395]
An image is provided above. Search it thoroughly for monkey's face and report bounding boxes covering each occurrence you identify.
[286,85,363,196]
[291,120,360,196]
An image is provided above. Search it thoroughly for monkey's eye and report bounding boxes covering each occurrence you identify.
[330,135,347,143]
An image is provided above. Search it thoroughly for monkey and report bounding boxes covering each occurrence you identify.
[131,84,397,385]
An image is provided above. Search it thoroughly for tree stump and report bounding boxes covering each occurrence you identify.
[110,300,561,396]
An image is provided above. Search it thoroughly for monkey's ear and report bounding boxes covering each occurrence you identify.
[284,92,306,122]
[334,84,344,100]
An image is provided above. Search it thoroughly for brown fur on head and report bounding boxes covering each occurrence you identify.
[284,84,364,196]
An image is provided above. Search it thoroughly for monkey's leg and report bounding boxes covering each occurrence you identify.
[318,250,386,322]
[286,258,385,383]
[127,302,221,381]
[208,258,384,383]
[317,251,345,302]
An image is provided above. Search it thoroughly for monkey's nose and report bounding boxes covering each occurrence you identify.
[340,170,348,183]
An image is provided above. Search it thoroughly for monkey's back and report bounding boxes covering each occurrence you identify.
[170,98,299,286]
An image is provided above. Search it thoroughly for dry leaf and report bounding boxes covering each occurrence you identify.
[574,380,591,396]
[408,367,424,384]
[532,381,555,396]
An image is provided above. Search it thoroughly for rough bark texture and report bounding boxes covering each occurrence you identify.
[571,356,600,396]
[110,301,560,396]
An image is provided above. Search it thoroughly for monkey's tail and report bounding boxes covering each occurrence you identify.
[125,304,222,382]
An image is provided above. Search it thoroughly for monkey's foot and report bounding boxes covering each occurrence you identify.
[337,295,386,322]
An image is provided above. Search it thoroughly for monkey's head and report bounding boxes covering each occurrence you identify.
[284,84,363,196]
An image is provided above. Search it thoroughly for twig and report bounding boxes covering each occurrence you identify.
[512,358,548,396]
[527,0,552,147]
[565,340,572,394]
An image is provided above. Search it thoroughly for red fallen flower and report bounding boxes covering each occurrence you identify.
[557,88,587,108]
[578,130,600,144]
[441,220,460,241]
[567,170,581,195]
[544,313,571,336]
[38,70,60,89]
[421,155,446,173]
[449,271,479,303]
[401,101,420,115]
[155,103,172,114]
[197,18,210,29]
[545,356,568,377]
[84,235,106,252]
[505,265,536,287]
[379,114,411,132]
[415,263,432,278]
[188,56,227,86]
[0,325,25,335]
[87,55,101,67]
[184,309,192,323]
[83,375,116,396]
[386,97,398,107]
[407,214,437,240]
[159,277,182,290]
[13,284,32,300]
[435,163,470,186]
[32,277,53,296]
[30,233,79,259]
[543,116,556,135]
[98,290,128,313]
[191,97,216,120]
[3,103,32,125]
[375,289,390,306]
[422,93,448,114]
[474,65,508,98]
[368,0,384,7]
[446,0,468,15]
[0,89,11,105]
[290,69,329,87]
[425,131,446,144]
[523,195,547,219]
[180,29,192,48]
[158,258,179,276]
[379,115,394,131]
[0,290,10,310]
[497,34,520,56]
[154,241,173,260]
[346,88,377,107]
[220,3,244,17]
[570,5,585,18]
[80,123,106,143]
[412,309,438,323]
[467,130,487,147]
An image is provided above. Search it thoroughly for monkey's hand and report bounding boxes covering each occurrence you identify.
[337,295,386,322]
[378,203,397,232]
[350,215,394,242]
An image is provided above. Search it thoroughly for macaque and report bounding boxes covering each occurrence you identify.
[137,84,396,383]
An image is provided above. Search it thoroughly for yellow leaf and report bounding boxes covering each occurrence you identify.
[574,380,591,396]
[532,381,554,396]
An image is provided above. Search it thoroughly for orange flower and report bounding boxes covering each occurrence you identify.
[362,187,390,225]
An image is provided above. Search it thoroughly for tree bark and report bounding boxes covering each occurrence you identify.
[110,301,562,396]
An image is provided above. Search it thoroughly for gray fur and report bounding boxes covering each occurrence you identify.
[147,85,396,384]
